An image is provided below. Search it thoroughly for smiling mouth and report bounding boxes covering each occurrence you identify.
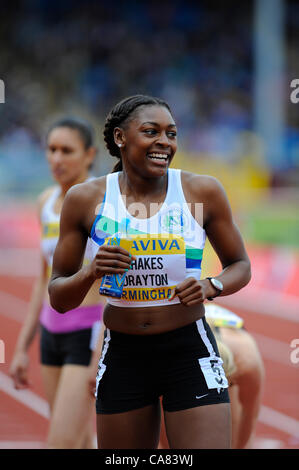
[147,153,169,163]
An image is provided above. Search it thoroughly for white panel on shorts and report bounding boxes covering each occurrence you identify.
[198,356,228,390]
[95,329,111,398]
[196,318,229,391]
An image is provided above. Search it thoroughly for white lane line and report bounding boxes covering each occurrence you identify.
[219,289,299,323]
[1,368,299,441]
[0,441,46,449]
[1,287,298,326]
[0,371,49,419]
[0,291,298,370]
[259,405,299,439]
[252,437,284,449]
[0,291,28,322]
[1,290,299,441]
[0,248,40,277]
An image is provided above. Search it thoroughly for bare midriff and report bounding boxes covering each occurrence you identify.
[103,302,205,335]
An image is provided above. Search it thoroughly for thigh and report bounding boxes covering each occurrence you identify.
[228,384,242,448]
[164,402,231,449]
[48,364,95,449]
[97,401,161,449]
[221,328,264,379]
[40,365,61,411]
[221,328,264,403]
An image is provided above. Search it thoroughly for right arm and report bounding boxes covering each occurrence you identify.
[9,256,48,389]
[9,190,50,389]
[48,184,133,313]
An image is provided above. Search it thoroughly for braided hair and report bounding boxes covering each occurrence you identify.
[103,95,172,172]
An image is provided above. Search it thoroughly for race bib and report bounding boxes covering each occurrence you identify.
[121,234,186,303]
[198,356,229,390]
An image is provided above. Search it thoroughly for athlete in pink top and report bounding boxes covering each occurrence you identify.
[9,117,105,448]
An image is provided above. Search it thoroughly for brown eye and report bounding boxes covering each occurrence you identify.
[62,147,73,154]
[144,129,157,135]
[167,131,177,138]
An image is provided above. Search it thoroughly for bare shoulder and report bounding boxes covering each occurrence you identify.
[180,170,226,202]
[62,176,107,231]
[66,175,106,203]
[37,186,57,215]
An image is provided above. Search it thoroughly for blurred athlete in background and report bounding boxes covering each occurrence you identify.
[205,303,265,449]
[159,303,264,449]
[10,117,105,449]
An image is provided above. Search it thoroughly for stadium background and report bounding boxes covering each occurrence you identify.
[0,0,298,449]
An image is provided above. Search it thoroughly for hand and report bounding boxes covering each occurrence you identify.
[87,370,97,398]
[90,245,136,280]
[168,277,213,306]
[9,351,31,389]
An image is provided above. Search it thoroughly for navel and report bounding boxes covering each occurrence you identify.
[139,322,152,329]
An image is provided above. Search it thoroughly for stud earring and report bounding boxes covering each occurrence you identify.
[118,143,122,148]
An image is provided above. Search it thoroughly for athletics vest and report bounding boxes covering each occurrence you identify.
[90,169,206,308]
[205,304,244,329]
[40,183,102,333]
[40,184,94,276]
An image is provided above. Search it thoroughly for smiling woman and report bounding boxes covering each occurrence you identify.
[48,95,251,449]
[103,95,176,178]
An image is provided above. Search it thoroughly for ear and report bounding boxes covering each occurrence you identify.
[114,127,126,148]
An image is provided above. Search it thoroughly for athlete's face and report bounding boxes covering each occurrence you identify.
[46,127,94,185]
[116,105,177,177]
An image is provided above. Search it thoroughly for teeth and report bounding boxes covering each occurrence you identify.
[148,153,168,160]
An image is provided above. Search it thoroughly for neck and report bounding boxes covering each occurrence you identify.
[60,173,89,196]
[119,169,168,199]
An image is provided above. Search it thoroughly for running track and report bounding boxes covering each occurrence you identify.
[0,206,298,449]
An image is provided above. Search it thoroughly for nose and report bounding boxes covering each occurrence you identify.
[156,131,170,147]
[49,149,63,164]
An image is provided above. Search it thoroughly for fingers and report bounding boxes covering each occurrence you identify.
[15,380,29,390]
[100,245,136,261]
[168,278,206,306]
[168,277,194,302]
[88,378,96,398]
[94,245,136,277]
[11,372,29,390]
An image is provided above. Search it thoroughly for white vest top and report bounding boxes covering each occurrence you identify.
[41,184,94,275]
[205,304,244,329]
[90,169,206,308]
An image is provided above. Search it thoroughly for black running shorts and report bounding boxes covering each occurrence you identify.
[40,325,93,367]
[95,317,230,414]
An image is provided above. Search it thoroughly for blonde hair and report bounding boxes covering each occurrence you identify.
[207,319,237,382]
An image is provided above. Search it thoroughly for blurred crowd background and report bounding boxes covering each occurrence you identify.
[1,2,298,449]
[0,0,298,249]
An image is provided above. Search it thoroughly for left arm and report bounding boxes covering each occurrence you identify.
[169,175,251,306]
[203,176,251,297]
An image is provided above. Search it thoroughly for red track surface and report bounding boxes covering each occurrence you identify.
[0,204,298,449]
